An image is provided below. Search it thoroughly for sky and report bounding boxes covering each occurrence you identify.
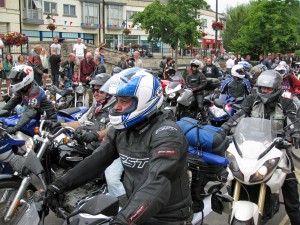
[206,0,250,13]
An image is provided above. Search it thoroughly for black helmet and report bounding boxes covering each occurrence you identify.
[90,73,111,86]
[256,70,282,104]
[112,67,123,76]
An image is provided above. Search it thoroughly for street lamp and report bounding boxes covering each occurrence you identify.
[215,0,218,56]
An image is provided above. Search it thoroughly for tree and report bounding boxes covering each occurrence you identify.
[222,4,251,53]
[132,0,208,66]
[230,0,300,57]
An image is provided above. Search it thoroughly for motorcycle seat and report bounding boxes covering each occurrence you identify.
[58,107,81,116]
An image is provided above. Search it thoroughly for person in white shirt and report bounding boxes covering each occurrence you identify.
[226,55,235,75]
[73,38,87,76]
[50,36,61,55]
[0,39,4,58]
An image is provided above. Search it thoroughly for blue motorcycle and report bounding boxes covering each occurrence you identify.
[0,106,88,174]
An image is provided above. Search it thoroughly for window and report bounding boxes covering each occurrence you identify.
[107,5,123,26]
[23,0,42,9]
[83,2,99,24]
[201,19,207,28]
[44,1,57,14]
[126,10,138,20]
[63,4,76,16]
[0,0,5,7]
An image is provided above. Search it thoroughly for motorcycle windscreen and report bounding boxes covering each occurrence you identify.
[165,81,182,95]
[233,118,275,159]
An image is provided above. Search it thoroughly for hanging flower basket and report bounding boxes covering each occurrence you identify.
[212,22,224,31]
[47,23,57,31]
[123,28,131,35]
[0,32,28,46]
[201,31,208,37]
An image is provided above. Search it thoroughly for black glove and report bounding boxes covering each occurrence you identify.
[221,123,231,135]
[81,131,100,143]
[45,182,65,213]
[44,120,61,132]
[6,127,18,134]
[9,155,26,174]
[0,109,10,117]
[291,131,300,149]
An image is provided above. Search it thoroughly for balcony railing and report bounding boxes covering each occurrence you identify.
[23,9,44,24]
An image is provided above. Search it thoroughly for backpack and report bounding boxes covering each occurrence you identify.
[176,117,229,156]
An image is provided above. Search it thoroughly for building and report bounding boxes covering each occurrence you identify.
[0,0,224,51]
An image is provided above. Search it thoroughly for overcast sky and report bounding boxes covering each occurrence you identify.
[206,0,250,13]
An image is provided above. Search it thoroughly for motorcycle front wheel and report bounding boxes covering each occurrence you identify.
[0,180,37,224]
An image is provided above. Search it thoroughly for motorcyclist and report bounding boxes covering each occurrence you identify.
[220,64,251,100]
[237,60,253,81]
[111,67,123,76]
[221,70,300,225]
[45,73,126,198]
[0,65,57,174]
[45,68,193,225]
[186,59,208,124]
[249,64,268,92]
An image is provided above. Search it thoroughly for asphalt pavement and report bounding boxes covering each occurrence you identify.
[0,101,299,225]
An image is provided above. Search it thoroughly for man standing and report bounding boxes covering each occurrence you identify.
[79,52,95,84]
[259,54,271,69]
[73,38,87,76]
[49,49,61,87]
[27,44,47,86]
[50,36,61,55]
[202,57,219,78]
[59,53,75,88]
[133,50,143,68]
[226,55,235,75]
[91,55,106,78]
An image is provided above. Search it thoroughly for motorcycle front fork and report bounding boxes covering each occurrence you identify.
[232,181,267,218]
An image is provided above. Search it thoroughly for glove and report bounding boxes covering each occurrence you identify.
[9,155,26,174]
[291,132,300,149]
[45,182,65,213]
[81,131,100,143]
[0,109,9,117]
[6,127,18,134]
[221,123,231,135]
[43,120,61,132]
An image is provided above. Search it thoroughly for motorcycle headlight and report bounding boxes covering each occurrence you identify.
[168,93,176,99]
[226,152,244,181]
[75,85,85,94]
[249,157,280,182]
[24,138,35,152]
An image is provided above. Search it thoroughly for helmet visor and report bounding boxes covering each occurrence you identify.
[8,71,25,85]
[235,69,245,75]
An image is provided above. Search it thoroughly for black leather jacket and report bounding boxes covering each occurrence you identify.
[91,63,106,78]
[54,111,192,224]
[186,70,207,94]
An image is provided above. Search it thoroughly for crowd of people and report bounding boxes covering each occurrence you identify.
[0,35,300,224]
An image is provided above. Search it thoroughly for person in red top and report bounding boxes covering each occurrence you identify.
[79,52,96,84]
[274,61,300,108]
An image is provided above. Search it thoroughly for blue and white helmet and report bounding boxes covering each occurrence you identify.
[107,68,163,129]
[238,60,253,72]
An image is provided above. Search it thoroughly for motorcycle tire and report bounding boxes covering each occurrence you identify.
[0,180,37,224]
[231,217,254,225]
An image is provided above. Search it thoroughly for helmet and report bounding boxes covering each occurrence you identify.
[190,59,200,68]
[274,61,289,77]
[238,61,253,72]
[108,68,163,129]
[256,70,282,104]
[90,73,111,86]
[252,64,267,78]
[231,64,245,78]
[8,65,34,92]
[112,67,123,76]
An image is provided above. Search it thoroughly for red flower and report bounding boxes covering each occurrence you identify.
[212,22,224,31]
[1,32,28,46]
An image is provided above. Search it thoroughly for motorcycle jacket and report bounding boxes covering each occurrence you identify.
[186,71,207,94]
[59,60,75,82]
[220,77,251,99]
[225,93,300,132]
[53,111,192,224]
[91,63,106,78]
[282,74,300,94]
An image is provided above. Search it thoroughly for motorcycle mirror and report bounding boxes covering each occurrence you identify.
[24,150,44,175]
[66,194,119,222]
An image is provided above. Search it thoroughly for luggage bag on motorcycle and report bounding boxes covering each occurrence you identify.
[177,117,229,156]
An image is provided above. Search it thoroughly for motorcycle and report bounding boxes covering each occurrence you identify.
[207,95,244,127]
[73,82,93,108]
[226,117,293,225]
[45,85,75,110]
[0,121,104,224]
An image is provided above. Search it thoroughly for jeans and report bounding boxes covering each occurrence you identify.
[104,158,125,197]
[52,74,59,87]
[64,80,72,88]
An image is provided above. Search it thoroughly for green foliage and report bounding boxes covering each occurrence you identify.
[132,0,208,49]
[295,50,300,56]
[224,0,300,56]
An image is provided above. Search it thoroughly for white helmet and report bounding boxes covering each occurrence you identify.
[190,59,200,68]
[231,64,245,78]
[108,68,163,129]
[8,65,34,92]
[274,61,289,77]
